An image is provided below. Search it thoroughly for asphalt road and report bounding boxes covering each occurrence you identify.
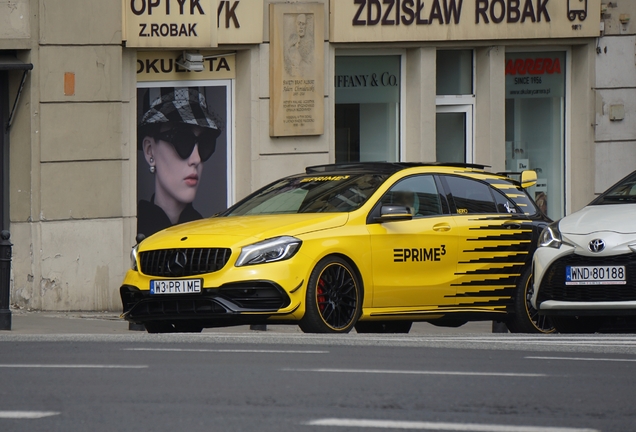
[1,331,635,432]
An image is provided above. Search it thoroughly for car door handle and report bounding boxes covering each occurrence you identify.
[433,223,452,232]
[502,223,521,230]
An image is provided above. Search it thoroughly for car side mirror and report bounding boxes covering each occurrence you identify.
[375,205,413,223]
[521,170,537,188]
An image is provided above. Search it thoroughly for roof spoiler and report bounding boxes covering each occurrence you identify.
[498,170,538,188]
[306,162,490,174]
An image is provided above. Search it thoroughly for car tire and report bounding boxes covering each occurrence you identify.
[355,321,412,334]
[552,316,605,334]
[299,256,362,334]
[506,268,556,334]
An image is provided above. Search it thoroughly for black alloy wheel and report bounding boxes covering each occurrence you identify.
[299,256,362,333]
[506,268,556,334]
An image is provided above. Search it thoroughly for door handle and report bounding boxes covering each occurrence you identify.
[502,223,521,230]
[433,223,451,232]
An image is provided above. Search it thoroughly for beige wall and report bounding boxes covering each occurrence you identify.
[475,46,506,172]
[594,2,636,196]
[569,43,597,214]
[2,0,607,311]
[404,47,436,162]
[8,0,127,311]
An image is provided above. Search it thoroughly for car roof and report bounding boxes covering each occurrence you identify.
[305,162,490,175]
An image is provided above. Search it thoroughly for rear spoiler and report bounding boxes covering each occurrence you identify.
[497,170,538,189]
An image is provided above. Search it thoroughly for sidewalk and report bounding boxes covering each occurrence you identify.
[1,309,497,335]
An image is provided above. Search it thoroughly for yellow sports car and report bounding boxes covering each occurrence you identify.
[120,163,553,334]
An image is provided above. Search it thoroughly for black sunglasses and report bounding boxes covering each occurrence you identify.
[153,124,219,162]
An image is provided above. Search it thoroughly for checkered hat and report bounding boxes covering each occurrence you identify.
[140,87,221,129]
[138,87,223,149]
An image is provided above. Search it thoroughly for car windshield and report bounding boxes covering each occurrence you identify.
[591,171,636,205]
[225,173,390,216]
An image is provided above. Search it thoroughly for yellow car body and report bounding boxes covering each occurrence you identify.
[121,163,553,333]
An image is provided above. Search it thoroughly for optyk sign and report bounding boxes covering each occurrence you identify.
[124,0,218,48]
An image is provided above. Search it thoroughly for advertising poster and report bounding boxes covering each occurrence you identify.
[535,178,548,215]
[136,82,229,237]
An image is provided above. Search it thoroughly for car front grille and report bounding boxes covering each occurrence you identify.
[139,248,232,277]
[537,253,636,303]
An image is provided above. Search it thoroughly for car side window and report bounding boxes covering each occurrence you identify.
[381,175,444,218]
[493,189,520,214]
[444,176,498,214]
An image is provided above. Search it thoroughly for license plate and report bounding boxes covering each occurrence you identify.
[150,279,202,294]
[565,266,626,285]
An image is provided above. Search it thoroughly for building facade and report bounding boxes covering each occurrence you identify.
[0,0,633,311]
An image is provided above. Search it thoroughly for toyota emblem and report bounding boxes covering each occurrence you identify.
[166,250,188,276]
[588,239,605,253]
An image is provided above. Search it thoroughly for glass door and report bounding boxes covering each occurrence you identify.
[436,105,473,163]
[435,49,474,164]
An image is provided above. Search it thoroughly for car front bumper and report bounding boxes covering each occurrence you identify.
[120,280,300,326]
[532,245,636,315]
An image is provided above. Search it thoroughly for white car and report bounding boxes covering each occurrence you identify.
[532,170,636,333]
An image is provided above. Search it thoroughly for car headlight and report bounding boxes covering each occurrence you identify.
[538,222,562,249]
[130,244,139,271]
[236,236,302,267]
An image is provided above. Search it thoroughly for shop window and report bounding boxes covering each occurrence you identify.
[436,50,474,163]
[505,51,566,220]
[436,50,473,95]
[335,56,401,163]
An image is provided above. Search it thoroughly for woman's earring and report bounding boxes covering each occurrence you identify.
[149,166,156,174]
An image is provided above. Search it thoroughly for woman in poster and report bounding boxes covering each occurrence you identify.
[137,87,223,237]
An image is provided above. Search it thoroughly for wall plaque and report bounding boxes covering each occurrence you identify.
[269,3,324,137]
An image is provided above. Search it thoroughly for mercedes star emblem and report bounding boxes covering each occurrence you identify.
[166,250,188,276]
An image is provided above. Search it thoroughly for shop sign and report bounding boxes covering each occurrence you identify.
[217,0,264,44]
[137,51,235,81]
[124,0,218,48]
[123,0,263,47]
[330,0,601,42]
[505,53,564,98]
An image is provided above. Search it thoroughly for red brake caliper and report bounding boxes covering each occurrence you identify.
[317,278,326,312]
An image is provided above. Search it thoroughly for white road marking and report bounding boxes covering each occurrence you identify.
[0,411,60,419]
[124,348,328,354]
[527,356,636,362]
[0,364,147,369]
[282,368,546,377]
[305,418,599,432]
